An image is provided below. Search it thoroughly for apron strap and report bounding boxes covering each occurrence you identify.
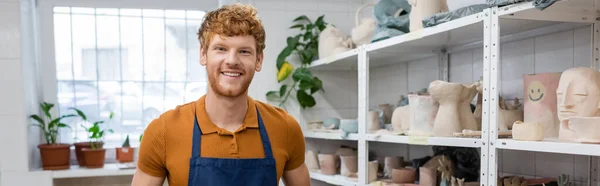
[256,108,274,158]
[191,109,202,158]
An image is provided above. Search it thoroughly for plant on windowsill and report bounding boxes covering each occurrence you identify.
[266,15,327,109]
[116,135,134,163]
[72,108,114,168]
[30,102,76,170]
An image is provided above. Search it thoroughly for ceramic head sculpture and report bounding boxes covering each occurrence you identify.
[523,72,561,137]
[564,117,600,143]
[556,67,600,141]
[408,0,449,31]
[318,24,353,59]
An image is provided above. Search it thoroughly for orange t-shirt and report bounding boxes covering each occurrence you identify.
[137,95,306,185]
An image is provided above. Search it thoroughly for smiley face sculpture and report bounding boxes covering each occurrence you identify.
[523,73,562,138]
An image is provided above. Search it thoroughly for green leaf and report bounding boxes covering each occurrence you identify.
[69,107,87,121]
[305,24,314,31]
[109,112,114,120]
[30,115,45,126]
[297,90,316,108]
[108,129,114,133]
[266,91,281,102]
[286,36,299,48]
[93,121,105,125]
[276,46,294,70]
[293,15,310,22]
[303,32,313,42]
[299,80,313,90]
[57,123,71,129]
[81,124,89,131]
[315,15,325,27]
[41,102,53,120]
[292,68,313,82]
[301,50,313,64]
[279,85,287,98]
[311,77,324,94]
[289,24,304,30]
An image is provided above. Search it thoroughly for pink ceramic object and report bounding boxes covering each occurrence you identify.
[391,106,411,134]
[524,72,561,138]
[557,67,600,141]
[419,167,436,186]
[384,157,405,178]
[566,117,600,143]
[391,168,417,184]
[408,94,439,136]
[340,155,358,177]
[369,111,381,132]
[318,154,339,175]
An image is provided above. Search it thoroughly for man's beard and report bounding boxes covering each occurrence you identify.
[207,69,254,98]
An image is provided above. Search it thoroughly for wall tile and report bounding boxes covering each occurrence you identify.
[501,150,535,175]
[407,57,439,92]
[535,152,574,179]
[253,0,286,11]
[370,63,408,109]
[500,38,534,100]
[534,30,574,73]
[0,2,21,59]
[287,0,320,12]
[573,26,591,68]
[319,0,350,13]
[449,50,474,83]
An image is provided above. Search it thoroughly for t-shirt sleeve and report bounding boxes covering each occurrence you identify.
[284,113,306,171]
[137,117,167,177]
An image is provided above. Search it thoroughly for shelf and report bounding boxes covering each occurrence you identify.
[308,48,358,71]
[496,138,600,156]
[37,163,136,179]
[304,131,359,141]
[365,134,482,148]
[309,171,358,186]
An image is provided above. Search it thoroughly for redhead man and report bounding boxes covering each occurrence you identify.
[131,3,310,186]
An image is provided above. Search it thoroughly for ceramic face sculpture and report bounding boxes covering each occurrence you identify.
[429,80,478,137]
[318,24,354,59]
[524,73,561,137]
[391,106,411,134]
[408,94,439,136]
[566,117,600,143]
[556,67,600,141]
[408,0,449,31]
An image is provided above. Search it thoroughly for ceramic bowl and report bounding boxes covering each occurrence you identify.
[323,118,340,129]
[341,119,358,133]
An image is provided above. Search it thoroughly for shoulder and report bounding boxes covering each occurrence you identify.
[145,101,195,134]
[253,99,300,129]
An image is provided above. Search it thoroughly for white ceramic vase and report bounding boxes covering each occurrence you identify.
[408,94,439,136]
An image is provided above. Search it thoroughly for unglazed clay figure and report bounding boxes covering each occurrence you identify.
[498,96,524,131]
[352,4,377,46]
[408,94,439,136]
[420,167,437,186]
[380,104,394,124]
[391,106,411,134]
[524,73,562,138]
[318,154,339,175]
[408,0,449,31]
[557,67,600,141]
[369,160,379,182]
[473,79,483,130]
[566,117,600,143]
[319,24,354,59]
[384,156,404,178]
[512,121,544,141]
[305,150,320,170]
[340,155,358,177]
[369,111,381,133]
[391,168,417,183]
[429,81,478,137]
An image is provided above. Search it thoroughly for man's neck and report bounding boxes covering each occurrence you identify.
[204,91,249,132]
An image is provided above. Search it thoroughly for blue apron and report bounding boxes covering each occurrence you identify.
[187,107,278,186]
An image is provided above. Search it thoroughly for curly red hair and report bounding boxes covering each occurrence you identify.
[198,3,266,55]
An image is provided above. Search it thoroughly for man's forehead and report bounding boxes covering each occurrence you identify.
[210,34,256,47]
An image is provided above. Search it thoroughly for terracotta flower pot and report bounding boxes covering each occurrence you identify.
[116,147,135,163]
[74,141,103,166]
[38,143,71,170]
[83,148,106,168]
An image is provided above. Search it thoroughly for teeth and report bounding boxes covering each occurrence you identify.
[222,72,241,77]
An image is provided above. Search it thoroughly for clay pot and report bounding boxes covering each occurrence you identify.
[74,141,103,166]
[116,147,135,163]
[306,150,320,171]
[368,111,381,132]
[340,156,358,177]
[384,156,404,178]
[83,148,107,168]
[38,144,71,170]
[318,154,339,175]
[419,167,437,186]
[368,160,379,183]
[512,121,544,141]
[391,168,417,183]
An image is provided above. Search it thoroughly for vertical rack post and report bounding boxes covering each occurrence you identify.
[481,7,492,186]
[488,6,501,186]
[357,45,370,185]
[438,49,449,81]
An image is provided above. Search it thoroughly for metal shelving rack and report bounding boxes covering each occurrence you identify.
[303,1,600,185]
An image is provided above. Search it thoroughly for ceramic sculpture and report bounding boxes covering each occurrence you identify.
[408,0,449,31]
[323,118,340,129]
[340,155,358,177]
[557,67,600,141]
[502,176,528,186]
[391,106,411,134]
[473,79,483,130]
[512,121,544,141]
[419,167,437,186]
[318,154,339,175]
[340,119,359,138]
[369,160,379,182]
[391,168,417,183]
[369,111,381,133]
[379,104,394,125]
[352,4,377,46]
[524,72,562,137]
[318,24,354,59]
[384,156,404,178]
[498,96,524,131]
[408,94,439,136]
[306,150,320,170]
[429,81,478,137]
[307,120,323,130]
[565,117,600,143]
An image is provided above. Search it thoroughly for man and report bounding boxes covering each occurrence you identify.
[131,3,310,186]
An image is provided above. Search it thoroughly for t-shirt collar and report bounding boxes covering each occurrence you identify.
[194,95,258,134]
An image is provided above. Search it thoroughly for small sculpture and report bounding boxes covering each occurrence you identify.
[391,168,417,183]
[379,104,394,125]
[502,176,527,186]
[408,94,439,136]
[368,160,379,182]
[408,0,449,31]
[557,67,600,141]
[318,154,340,175]
[368,111,381,133]
[566,117,600,143]
[512,121,544,141]
[391,106,410,134]
[384,156,404,178]
[498,96,524,131]
[524,72,562,138]
[318,24,354,59]
[473,78,483,130]
[305,150,319,171]
[437,156,453,182]
[451,177,465,186]
[340,155,358,177]
[351,4,377,46]
[558,174,572,186]
[429,80,478,137]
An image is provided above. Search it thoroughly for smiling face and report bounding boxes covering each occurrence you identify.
[201,34,263,98]
[527,81,546,103]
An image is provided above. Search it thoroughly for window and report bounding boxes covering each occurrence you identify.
[53,7,208,147]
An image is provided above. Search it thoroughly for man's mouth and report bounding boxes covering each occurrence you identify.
[222,72,242,77]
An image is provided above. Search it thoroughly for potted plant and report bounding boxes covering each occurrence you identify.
[116,135,134,163]
[72,108,114,168]
[30,102,76,170]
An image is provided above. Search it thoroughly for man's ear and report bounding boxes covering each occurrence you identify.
[200,48,207,66]
[255,52,264,72]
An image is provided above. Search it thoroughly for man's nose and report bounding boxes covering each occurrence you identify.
[225,50,240,66]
